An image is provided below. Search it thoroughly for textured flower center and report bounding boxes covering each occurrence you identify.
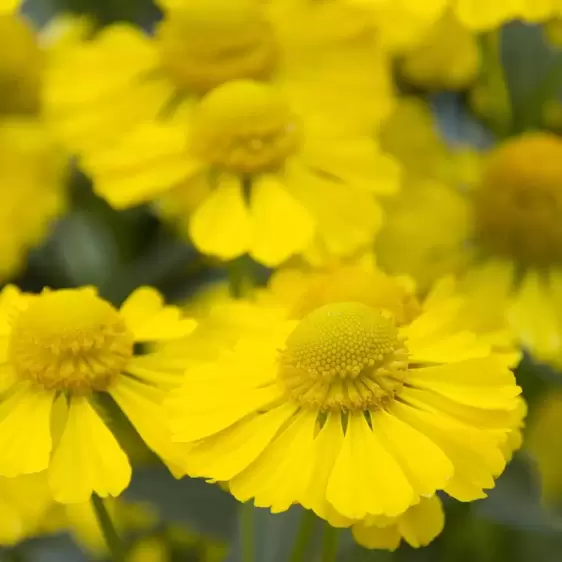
[156,0,277,95]
[190,80,300,174]
[0,15,43,115]
[279,302,408,411]
[9,290,134,392]
[473,132,562,267]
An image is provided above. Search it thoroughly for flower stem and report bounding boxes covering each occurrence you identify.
[91,494,125,562]
[321,524,339,562]
[289,510,316,562]
[241,502,255,562]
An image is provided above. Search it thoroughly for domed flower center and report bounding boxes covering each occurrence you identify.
[279,302,408,411]
[473,132,562,267]
[190,80,300,174]
[9,290,134,392]
[0,15,43,115]
[156,0,277,95]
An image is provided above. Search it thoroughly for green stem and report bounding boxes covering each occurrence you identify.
[321,524,339,562]
[241,502,255,562]
[91,494,126,562]
[289,510,316,562]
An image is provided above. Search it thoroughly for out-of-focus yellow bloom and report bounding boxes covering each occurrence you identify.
[378,97,562,369]
[399,11,481,90]
[167,258,521,527]
[0,285,195,503]
[0,7,74,279]
[0,120,66,277]
[44,0,397,266]
[0,473,52,546]
[84,79,398,266]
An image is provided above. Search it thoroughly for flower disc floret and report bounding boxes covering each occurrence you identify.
[9,290,134,392]
[474,132,562,267]
[190,79,300,174]
[156,0,277,94]
[280,302,408,411]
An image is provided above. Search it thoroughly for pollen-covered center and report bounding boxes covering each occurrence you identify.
[0,14,43,115]
[190,80,300,174]
[156,0,277,95]
[9,290,134,392]
[279,302,409,411]
[473,132,562,267]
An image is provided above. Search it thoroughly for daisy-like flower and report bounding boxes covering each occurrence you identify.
[0,285,195,504]
[166,259,521,525]
[43,0,398,267]
[0,6,69,278]
[377,98,562,369]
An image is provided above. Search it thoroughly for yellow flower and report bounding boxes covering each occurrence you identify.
[167,260,521,525]
[398,11,481,91]
[378,106,562,368]
[0,285,195,503]
[43,1,397,266]
[352,496,445,550]
[0,11,69,278]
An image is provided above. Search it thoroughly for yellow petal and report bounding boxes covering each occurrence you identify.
[168,379,282,442]
[509,270,562,363]
[327,412,415,519]
[390,401,503,501]
[230,409,317,512]
[374,410,453,497]
[120,286,196,342]
[48,397,131,503]
[397,496,445,548]
[285,162,382,256]
[109,376,190,476]
[186,403,296,481]
[300,413,351,527]
[0,384,54,477]
[352,521,401,551]
[407,358,520,410]
[250,174,315,266]
[189,175,251,260]
[82,122,201,209]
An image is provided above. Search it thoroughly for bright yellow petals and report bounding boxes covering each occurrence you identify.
[0,285,195,502]
[353,496,445,550]
[44,24,169,153]
[48,397,132,503]
[168,262,521,524]
[474,132,562,268]
[156,0,277,94]
[0,119,67,278]
[399,12,480,90]
[0,14,43,115]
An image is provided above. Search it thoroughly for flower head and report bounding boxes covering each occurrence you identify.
[0,285,196,503]
[167,260,521,524]
[377,99,562,368]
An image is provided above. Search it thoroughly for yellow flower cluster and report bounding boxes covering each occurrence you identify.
[5,0,562,557]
